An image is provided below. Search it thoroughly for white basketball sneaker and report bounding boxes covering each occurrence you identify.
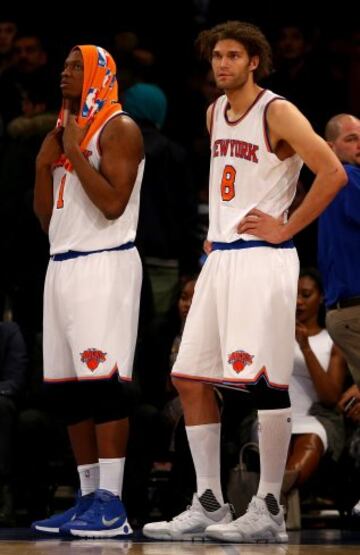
[206,495,288,543]
[142,494,232,540]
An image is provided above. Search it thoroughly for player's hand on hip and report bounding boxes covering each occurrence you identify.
[237,208,287,244]
[36,128,64,168]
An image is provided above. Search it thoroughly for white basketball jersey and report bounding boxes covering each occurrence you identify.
[208,89,303,242]
[49,111,144,255]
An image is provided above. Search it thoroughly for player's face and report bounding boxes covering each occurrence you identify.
[211,39,258,91]
[60,49,84,100]
[332,117,360,167]
[296,276,322,324]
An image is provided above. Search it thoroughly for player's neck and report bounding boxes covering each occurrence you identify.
[225,83,263,121]
[63,98,81,115]
[71,99,81,114]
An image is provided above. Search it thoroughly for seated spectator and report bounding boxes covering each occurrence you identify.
[0,32,58,128]
[266,22,340,133]
[14,334,76,524]
[0,320,27,526]
[125,276,197,526]
[0,18,17,76]
[248,268,348,506]
[318,113,360,514]
[123,83,199,317]
[338,384,360,515]
[0,79,56,355]
[282,268,348,498]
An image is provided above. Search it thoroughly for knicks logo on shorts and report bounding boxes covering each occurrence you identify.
[228,350,254,373]
[80,348,107,371]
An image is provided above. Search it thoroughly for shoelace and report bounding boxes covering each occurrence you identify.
[250,499,269,513]
[172,503,199,523]
[77,496,92,512]
[232,500,268,530]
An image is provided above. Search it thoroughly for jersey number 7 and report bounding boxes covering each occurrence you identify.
[56,174,67,209]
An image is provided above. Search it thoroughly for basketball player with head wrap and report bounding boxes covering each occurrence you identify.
[32,45,144,538]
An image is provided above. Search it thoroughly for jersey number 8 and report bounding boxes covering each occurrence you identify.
[221,165,236,201]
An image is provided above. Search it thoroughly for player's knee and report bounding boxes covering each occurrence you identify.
[172,376,206,401]
[172,376,189,395]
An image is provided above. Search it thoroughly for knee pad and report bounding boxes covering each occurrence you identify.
[44,382,93,426]
[92,375,133,425]
[45,376,134,426]
[248,375,290,410]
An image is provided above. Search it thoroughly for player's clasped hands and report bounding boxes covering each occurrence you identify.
[62,114,90,156]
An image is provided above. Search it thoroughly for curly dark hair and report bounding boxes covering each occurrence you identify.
[196,20,272,82]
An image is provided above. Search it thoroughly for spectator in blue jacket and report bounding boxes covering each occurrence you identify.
[318,113,360,384]
[318,114,360,515]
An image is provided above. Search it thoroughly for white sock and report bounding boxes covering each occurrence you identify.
[185,423,224,504]
[257,407,292,503]
[98,457,125,497]
[77,463,99,495]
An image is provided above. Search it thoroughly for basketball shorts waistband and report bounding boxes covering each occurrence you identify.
[211,239,294,251]
[51,241,135,261]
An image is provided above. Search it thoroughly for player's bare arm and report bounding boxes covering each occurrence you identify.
[63,114,144,219]
[238,101,347,242]
[206,103,214,134]
[34,128,63,232]
[202,102,216,254]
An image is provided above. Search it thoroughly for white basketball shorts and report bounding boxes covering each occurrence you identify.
[43,247,142,382]
[172,246,299,389]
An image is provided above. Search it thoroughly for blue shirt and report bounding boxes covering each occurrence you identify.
[318,164,360,307]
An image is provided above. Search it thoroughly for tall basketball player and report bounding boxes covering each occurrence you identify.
[32,45,144,538]
[143,21,346,543]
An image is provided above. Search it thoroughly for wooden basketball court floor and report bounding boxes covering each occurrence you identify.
[0,529,359,554]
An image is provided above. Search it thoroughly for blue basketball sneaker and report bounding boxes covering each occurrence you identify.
[60,489,133,538]
[32,491,95,534]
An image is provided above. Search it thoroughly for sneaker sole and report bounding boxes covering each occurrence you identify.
[66,519,133,538]
[142,529,207,541]
[206,529,288,543]
[32,525,60,534]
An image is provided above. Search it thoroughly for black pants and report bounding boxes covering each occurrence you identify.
[0,396,16,481]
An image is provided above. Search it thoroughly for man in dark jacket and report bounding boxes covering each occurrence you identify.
[0,320,27,525]
[124,83,199,316]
